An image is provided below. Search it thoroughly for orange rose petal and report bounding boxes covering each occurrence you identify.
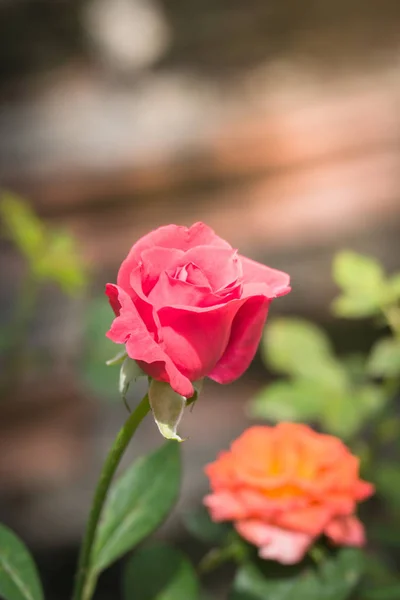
[236,520,313,564]
[276,505,332,536]
[203,492,247,521]
[324,515,366,547]
[355,480,375,501]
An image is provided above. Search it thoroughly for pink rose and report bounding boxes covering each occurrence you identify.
[106,222,290,398]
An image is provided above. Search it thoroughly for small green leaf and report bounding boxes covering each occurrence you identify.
[262,318,333,377]
[183,506,230,545]
[35,230,86,295]
[332,295,382,318]
[333,251,384,294]
[0,193,85,295]
[332,252,385,319]
[122,542,199,600]
[322,385,384,439]
[342,353,367,382]
[0,193,45,263]
[119,357,145,398]
[386,273,400,301]
[248,380,326,423]
[106,350,128,366]
[368,338,400,378]
[362,585,400,600]
[0,524,44,600]
[230,548,364,600]
[92,441,181,573]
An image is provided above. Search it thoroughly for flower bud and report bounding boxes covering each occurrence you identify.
[148,380,186,441]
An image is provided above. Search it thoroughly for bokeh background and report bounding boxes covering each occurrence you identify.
[1,1,400,598]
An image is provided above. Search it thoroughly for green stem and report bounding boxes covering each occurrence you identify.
[72,394,151,600]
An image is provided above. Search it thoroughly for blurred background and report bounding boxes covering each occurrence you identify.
[1,0,400,598]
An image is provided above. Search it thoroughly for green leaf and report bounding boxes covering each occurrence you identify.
[362,585,400,600]
[367,338,400,378]
[106,350,128,366]
[362,555,400,588]
[251,378,383,439]
[332,295,382,318]
[0,193,45,264]
[35,230,86,295]
[333,251,384,294]
[119,357,145,399]
[230,548,364,600]
[0,524,44,600]
[122,542,199,600]
[183,506,230,545]
[385,273,400,301]
[248,380,326,423]
[332,252,385,319]
[342,353,367,382]
[0,193,85,296]
[369,525,400,548]
[262,318,334,378]
[92,441,181,573]
[322,385,384,439]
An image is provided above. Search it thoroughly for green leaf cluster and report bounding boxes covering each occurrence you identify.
[0,442,184,600]
[249,318,385,438]
[230,548,364,600]
[332,251,400,319]
[0,192,85,295]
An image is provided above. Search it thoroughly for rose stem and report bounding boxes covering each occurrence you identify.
[72,393,151,600]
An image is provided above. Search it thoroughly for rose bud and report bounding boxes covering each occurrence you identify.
[106,223,290,438]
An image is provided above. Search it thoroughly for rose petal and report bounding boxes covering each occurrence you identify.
[117,222,231,292]
[203,492,247,521]
[105,284,193,397]
[276,505,332,536]
[205,451,238,490]
[128,265,162,339]
[325,515,366,547]
[157,298,247,382]
[137,247,184,295]
[355,480,375,501]
[135,222,233,254]
[180,263,211,287]
[322,493,355,515]
[148,271,213,309]
[209,296,270,384]
[235,520,313,564]
[181,246,240,290]
[237,488,308,517]
[240,256,291,298]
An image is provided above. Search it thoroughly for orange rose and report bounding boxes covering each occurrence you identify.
[204,423,374,564]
